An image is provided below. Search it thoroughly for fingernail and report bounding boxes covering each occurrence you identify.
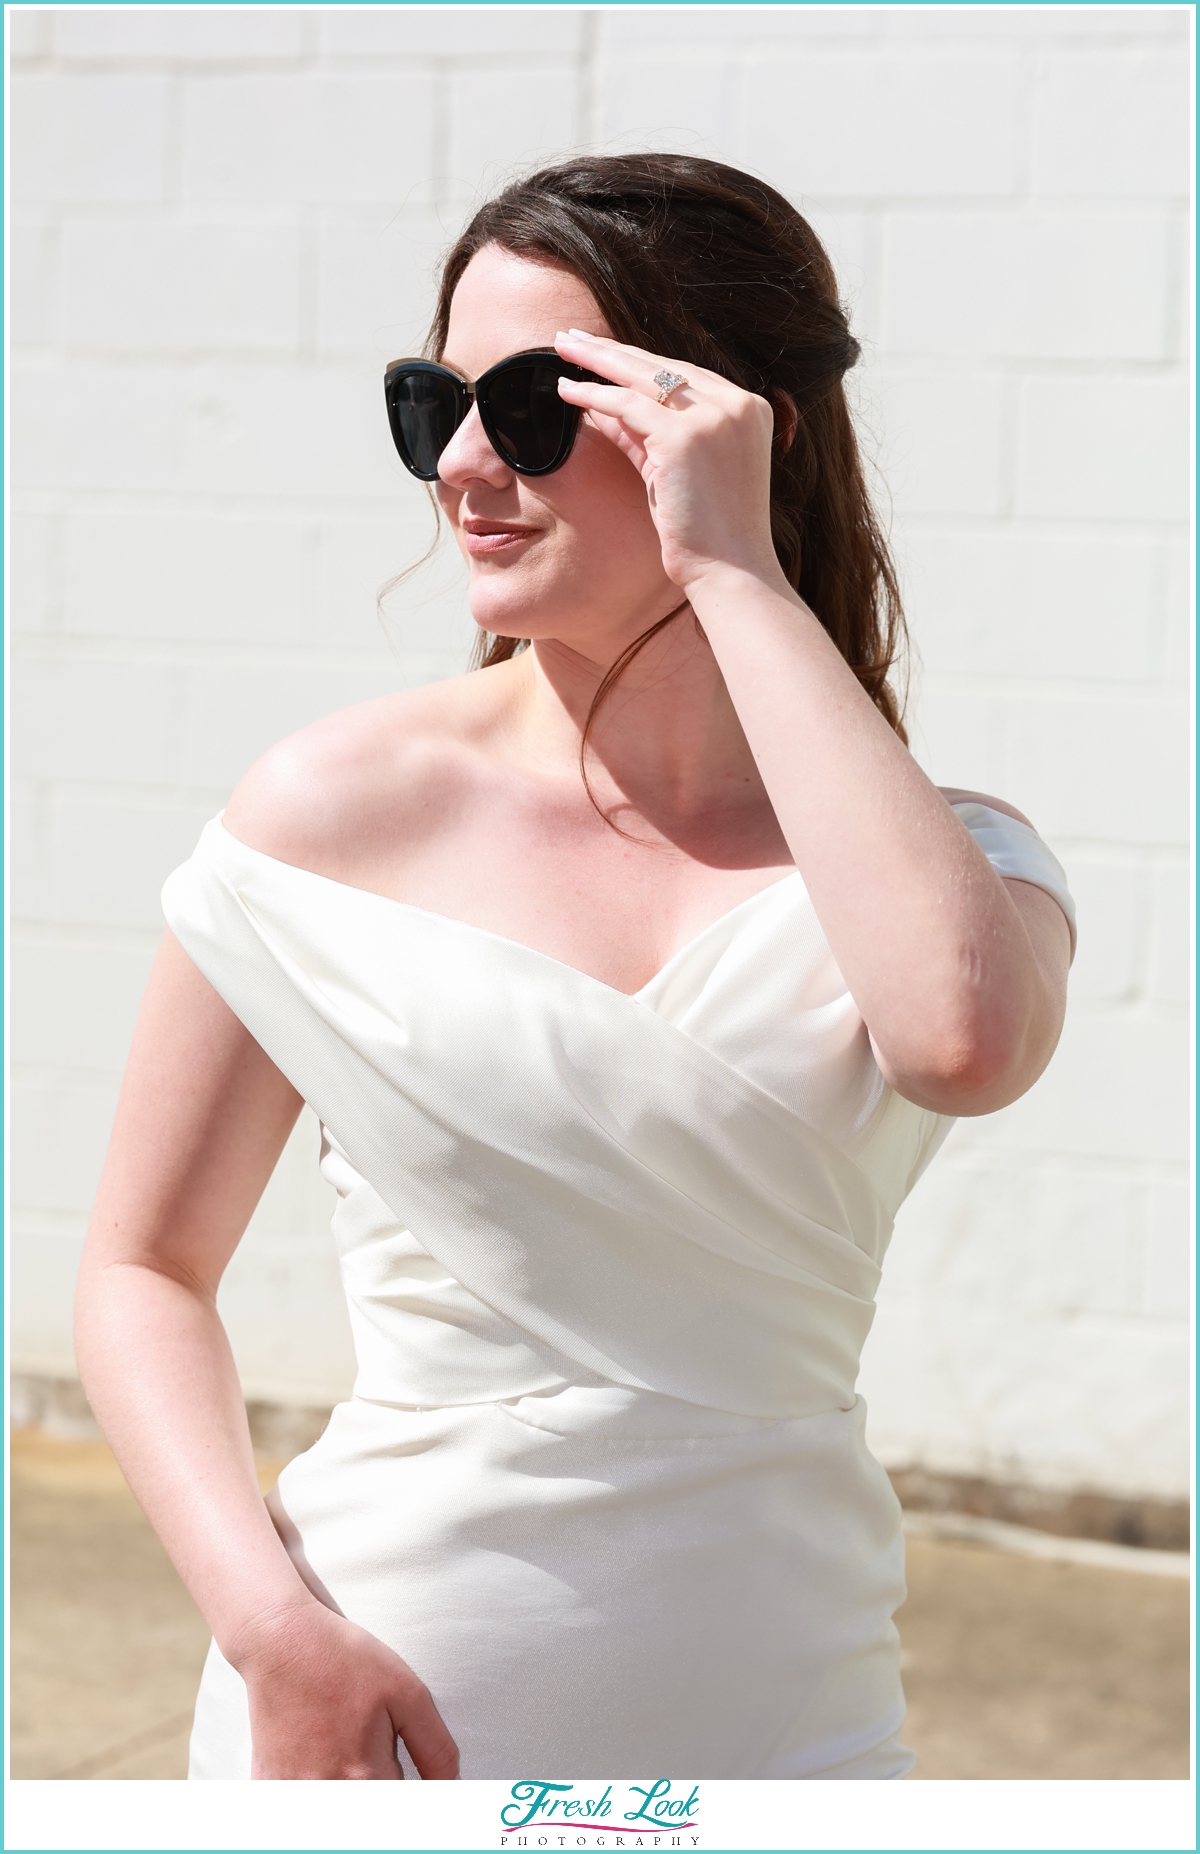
[567,327,596,339]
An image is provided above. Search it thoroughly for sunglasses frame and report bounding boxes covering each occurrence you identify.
[383,348,604,481]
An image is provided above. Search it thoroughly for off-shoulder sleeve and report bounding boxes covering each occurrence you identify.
[952,801,1077,959]
[161,814,242,1003]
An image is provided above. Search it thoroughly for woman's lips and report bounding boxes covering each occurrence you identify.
[462,523,539,556]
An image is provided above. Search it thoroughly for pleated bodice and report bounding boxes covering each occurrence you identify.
[164,801,1074,1779]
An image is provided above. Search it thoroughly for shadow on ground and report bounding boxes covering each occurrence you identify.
[9,1430,1191,1780]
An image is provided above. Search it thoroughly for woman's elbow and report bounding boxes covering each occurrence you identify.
[874,992,1066,1117]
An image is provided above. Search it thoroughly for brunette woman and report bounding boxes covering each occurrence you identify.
[75,154,1074,1780]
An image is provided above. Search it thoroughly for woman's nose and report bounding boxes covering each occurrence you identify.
[437,401,513,489]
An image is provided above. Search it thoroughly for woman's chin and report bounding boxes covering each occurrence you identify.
[470,603,526,640]
[468,588,563,642]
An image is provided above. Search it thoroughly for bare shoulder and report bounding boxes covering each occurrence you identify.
[937,786,1035,831]
[222,663,512,878]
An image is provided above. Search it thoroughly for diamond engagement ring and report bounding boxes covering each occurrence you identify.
[653,369,689,405]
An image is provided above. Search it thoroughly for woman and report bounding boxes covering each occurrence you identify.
[75,154,1074,1781]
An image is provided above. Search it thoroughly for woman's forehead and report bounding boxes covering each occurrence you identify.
[445,246,608,361]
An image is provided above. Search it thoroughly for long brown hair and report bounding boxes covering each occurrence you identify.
[424,152,908,812]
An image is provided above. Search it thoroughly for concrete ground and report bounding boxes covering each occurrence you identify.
[9,1431,1191,1781]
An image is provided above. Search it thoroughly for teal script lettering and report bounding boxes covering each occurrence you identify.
[502,1783,613,1829]
[502,1783,574,1827]
[623,1781,700,1824]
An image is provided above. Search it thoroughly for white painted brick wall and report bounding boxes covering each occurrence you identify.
[10,7,1191,1499]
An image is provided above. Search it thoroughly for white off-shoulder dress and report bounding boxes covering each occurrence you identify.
[163,802,1075,1781]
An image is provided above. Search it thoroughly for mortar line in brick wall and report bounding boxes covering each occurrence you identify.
[996,370,1021,523]
[805,193,1190,216]
[391,50,597,74]
[901,514,1191,539]
[865,356,1190,379]
[299,9,320,68]
[1002,841,1189,866]
[1128,1176,1153,1317]
[162,71,185,204]
[10,921,166,953]
[11,776,234,810]
[577,8,599,148]
[430,57,453,222]
[16,636,1184,698]
[42,503,69,633]
[1146,516,1177,684]
[952,1007,1192,1040]
[19,24,1188,65]
[1132,842,1170,1004]
[12,465,1191,520]
[918,672,1189,703]
[858,211,882,345]
[16,493,1187,546]
[1021,994,1190,1023]
[13,202,410,228]
[873,1269,1191,1316]
[26,349,1189,380]
[837,197,1191,217]
[1161,207,1188,362]
[941,1308,1191,1342]
[11,635,416,672]
[37,219,63,354]
[6,1216,86,1244]
[910,672,1183,700]
[26,56,341,80]
[932,1150,1190,1182]
[12,1061,123,1093]
[11,489,414,518]
[905,515,1191,541]
[958,1001,1189,1035]
[297,208,319,364]
[11,345,392,367]
[15,194,1193,237]
[13,343,422,368]
[1013,47,1037,204]
[331,51,598,73]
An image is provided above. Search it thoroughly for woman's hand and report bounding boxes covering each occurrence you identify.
[555,329,786,598]
[230,1596,460,1780]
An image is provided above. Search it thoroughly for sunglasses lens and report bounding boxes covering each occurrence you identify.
[388,371,461,478]
[483,360,576,472]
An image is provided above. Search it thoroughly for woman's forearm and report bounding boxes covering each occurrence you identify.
[687,562,1059,1105]
[75,1253,320,1662]
[73,938,459,1778]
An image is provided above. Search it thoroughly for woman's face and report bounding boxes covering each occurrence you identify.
[435,244,677,657]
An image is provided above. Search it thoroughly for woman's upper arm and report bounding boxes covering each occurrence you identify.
[940,786,1074,1003]
[83,929,304,1293]
[869,790,1074,1116]
[869,874,1070,1117]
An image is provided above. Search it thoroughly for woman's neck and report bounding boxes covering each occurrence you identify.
[503,611,772,838]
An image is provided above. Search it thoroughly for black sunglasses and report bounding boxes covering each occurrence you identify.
[383,348,604,481]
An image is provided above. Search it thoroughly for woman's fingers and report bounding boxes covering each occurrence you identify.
[556,377,665,431]
[390,1674,460,1780]
[555,327,780,596]
[555,329,721,403]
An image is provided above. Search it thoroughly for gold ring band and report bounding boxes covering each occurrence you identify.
[653,369,689,405]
